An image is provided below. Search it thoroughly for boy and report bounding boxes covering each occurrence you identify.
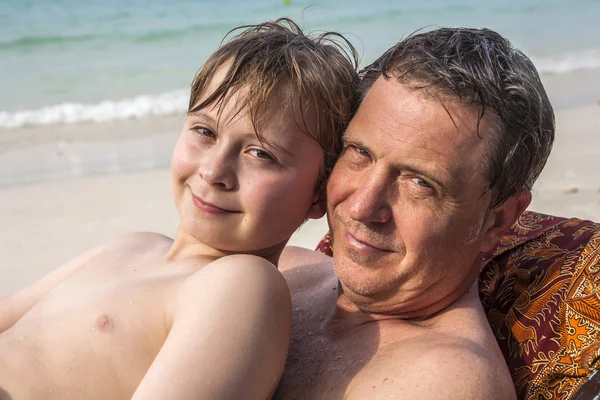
[0,19,358,399]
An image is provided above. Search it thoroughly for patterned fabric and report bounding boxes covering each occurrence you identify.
[315,211,600,400]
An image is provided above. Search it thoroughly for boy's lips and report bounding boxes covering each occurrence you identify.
[190,192,238,214]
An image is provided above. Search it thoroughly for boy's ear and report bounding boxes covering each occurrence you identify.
[305,182,327,220]
[480,191,532,253]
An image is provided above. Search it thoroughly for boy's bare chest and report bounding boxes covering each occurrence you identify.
[1,255,193,398]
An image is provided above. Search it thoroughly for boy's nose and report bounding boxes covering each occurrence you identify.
[198,149,236,190]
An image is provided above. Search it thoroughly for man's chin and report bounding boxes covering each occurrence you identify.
[334,259,399,299]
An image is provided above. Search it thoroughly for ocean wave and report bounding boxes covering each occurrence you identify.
[533,50,600,74]
[135,22,235,44]
[1,21,237,52]
[2,48,599,130]
[0,33,98,51]
[0,90,189,129]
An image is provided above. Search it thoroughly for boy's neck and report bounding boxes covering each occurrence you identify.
[166,228,285,267]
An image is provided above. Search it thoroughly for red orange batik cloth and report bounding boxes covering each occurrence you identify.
[316,211,600,400]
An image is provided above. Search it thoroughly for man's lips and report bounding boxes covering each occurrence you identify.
[344,232,390,254]
[191,193,238,215]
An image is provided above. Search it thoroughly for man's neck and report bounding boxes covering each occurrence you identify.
[334,266,481,322]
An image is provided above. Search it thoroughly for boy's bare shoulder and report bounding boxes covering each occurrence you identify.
[103,231,173,251]
[174,254,291,321]
[182,255,284,289]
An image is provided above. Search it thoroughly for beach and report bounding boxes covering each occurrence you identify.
[1,82,599,296]
[1,0,599,295]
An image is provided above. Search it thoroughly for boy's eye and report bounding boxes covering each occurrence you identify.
[249,148,275,161]
[192,126,216,138]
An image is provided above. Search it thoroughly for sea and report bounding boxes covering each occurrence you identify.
[1,0,600,129]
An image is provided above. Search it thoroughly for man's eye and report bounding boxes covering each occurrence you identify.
[249,148,274,161]
[192,126,216,138]
[356,147,371,158]
[345,145,371,159]
[413,177,433,189]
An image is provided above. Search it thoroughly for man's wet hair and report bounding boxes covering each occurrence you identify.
[189,18,359,184]
[359,27,555,208]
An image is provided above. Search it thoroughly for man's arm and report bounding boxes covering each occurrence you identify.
[131,255,292,400]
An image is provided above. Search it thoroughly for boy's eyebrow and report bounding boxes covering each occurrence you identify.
[239,132,293,158]
[187,111,294,158]
[188,110,214,120]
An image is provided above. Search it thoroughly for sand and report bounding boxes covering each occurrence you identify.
[1,78,599,296]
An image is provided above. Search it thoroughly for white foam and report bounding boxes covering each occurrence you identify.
[0,89,189,129]
[533,49,600,75]
[3,48,600,130]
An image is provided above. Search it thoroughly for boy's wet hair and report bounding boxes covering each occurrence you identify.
[189,18,359,183]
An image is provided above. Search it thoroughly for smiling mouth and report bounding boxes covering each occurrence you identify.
[345,232,389,254]
[190,193,238,215]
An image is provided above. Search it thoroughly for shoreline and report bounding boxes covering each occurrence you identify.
[1,73,599,296]
[1,67,600,190]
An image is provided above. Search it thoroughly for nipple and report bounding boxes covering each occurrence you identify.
[94,314,114,333]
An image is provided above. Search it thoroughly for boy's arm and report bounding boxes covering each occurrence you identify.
[131,255,292,400]
[0,243,104,333]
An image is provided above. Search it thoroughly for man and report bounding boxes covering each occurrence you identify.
[274,27,554,399]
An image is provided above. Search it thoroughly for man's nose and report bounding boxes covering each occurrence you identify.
[198,146,236,190]
[346,169,393,224]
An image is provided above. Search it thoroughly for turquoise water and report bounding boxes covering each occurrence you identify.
[1,0,599,127]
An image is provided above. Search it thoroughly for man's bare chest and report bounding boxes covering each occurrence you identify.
[275,325,386,399]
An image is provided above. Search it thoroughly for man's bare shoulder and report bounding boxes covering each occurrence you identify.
[349,334,515,400]
[346,291,516,400]
[279,246,332,271]
[279,246,335,293]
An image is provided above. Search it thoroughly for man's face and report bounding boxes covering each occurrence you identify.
[327,76,495,314]
[171,66,324,255]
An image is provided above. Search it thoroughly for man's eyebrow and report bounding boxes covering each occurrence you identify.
[341,132,369,149]
[404,165,447,188]
[343,132,452,191]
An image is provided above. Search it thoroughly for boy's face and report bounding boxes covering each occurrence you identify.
[171,67,325,256]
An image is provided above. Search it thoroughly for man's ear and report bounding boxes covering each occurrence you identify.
[480,191,532,253]
[305,181,327,220]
